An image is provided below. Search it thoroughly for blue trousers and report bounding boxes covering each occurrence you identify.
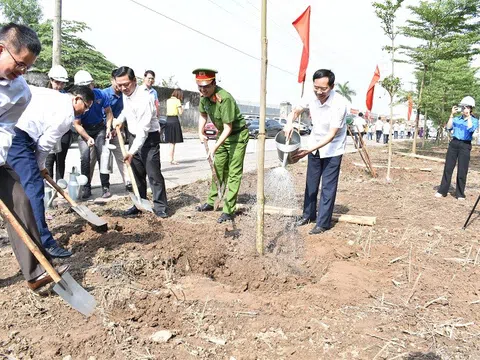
[7,128,56,248]
[302,152,343,229]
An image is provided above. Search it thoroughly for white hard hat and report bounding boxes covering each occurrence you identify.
[48,65,68,82]
[74,70,94,86]
[459,96,475,108]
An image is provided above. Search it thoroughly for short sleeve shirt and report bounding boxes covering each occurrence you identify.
[199,87,245,135]
[78,88,111,126]
[450,115,479,141]
[166,97,181,116]
[298,90,347,158]
[102,86,123,118]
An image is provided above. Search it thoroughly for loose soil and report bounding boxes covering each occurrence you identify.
[2,141,480,359]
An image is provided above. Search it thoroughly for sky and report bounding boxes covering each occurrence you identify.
[38,0,435,117]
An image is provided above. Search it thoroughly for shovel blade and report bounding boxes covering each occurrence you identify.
[129,193,153,213]
[53,272,96,317]
[72,205,107,227]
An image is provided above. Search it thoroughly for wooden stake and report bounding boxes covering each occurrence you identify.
[256,0,267,255]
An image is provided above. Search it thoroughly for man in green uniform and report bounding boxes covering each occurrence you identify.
[194,68,249,223]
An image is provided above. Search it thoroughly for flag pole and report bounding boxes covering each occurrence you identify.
[256,0,267,255]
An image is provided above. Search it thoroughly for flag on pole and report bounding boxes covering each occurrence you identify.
[292,6,311,84]
[407,95,413,121]
[366,65,380,111]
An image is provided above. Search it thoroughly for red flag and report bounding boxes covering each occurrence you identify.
[407,95,413,121]
[292,6,311,83]
[366,65,380,111]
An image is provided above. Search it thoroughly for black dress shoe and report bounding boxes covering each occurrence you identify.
[295,217,314,227]
[123,206,140,216]
[196,203,214,212]
[82,187,92,200]
[45,244,72,258]
[27,264,70,291]
[309,226,328,235]
[217,213,233,223]
[154,210,168,218]
[125,183,133,192]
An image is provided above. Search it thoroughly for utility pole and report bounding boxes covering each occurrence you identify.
[52,0,62,66]
[256,0,267,255]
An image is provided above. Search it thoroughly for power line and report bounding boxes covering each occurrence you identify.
[126,0,296,77]
[204,0,305,55]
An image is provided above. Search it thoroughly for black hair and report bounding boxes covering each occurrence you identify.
[0,23,41,56]
[359,112,364,117]
[111,68,118,78]
[144,70,155,78]
[114,66,136,80]
[312,69,335,86]
[69,85,95,103]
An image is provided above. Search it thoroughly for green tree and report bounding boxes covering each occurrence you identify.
[399,0,480,152]
[0,0,42,28]
[0,0,116,88]
[335,81,356,102]
[373,0,403,181]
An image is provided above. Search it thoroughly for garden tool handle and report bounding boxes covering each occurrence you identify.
[115,125,142,200]
[203,141,221,191]
[43,173,78,207]
[0,199,61,282]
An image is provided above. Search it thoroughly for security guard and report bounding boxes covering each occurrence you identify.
[194,68,249,223]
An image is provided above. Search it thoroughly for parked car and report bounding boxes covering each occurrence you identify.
[204,122,218,140]
[294,122,310,135]
[248,119,284,138]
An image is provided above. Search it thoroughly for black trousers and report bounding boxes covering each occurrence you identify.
[45,130,72,181]
[376,130,382,142]
[77,123,110,189]
[302,152,343,229]
[0,165,51,281]
[128,131,168,213]
[438,138,472,198]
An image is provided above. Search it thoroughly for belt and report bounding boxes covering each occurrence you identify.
[453,137,471,144]
[229,125,247,136]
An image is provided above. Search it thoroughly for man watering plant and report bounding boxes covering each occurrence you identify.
[194,68,249,223]
[284,69,347,235]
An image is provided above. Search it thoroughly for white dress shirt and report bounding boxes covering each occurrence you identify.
[383,122,391,134]
[353,116,366,133]
[298,91,347,158]
[15,86,74,170]
[117,84,159,155]
[0,76,32,166]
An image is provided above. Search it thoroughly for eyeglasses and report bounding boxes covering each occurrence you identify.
[0,44,29,72]
[78,97,91,111]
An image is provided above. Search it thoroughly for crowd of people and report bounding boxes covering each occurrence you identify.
[1,21,477,298]
[351,112,428,148]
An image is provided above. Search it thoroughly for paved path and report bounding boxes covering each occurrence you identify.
[61,135,392,200]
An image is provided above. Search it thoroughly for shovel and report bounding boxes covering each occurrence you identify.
[203,141,226,210]
[0,199,96,317]
[43,174,107,227]
[115,125,153,213]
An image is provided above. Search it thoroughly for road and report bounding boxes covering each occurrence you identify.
[61,134,382,200]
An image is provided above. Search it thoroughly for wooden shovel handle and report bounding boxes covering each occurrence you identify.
[203,141,222,191]
[43,173,78,207]
[115,125,142,200]
[0,199,61,282]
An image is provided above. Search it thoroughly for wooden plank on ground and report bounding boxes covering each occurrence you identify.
[236,204,376,226]
[394,151,445,163]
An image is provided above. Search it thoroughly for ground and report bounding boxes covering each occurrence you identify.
[2,141,480,359]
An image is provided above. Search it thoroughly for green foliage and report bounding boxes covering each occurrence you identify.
[35,20,116,88]
[161,75,179,88]
[421,58,480,126]
[381,75,402,101]
[335,81,356,103]
[0,0,116,88]
[0,0,42,29]
[372,0,404,41]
